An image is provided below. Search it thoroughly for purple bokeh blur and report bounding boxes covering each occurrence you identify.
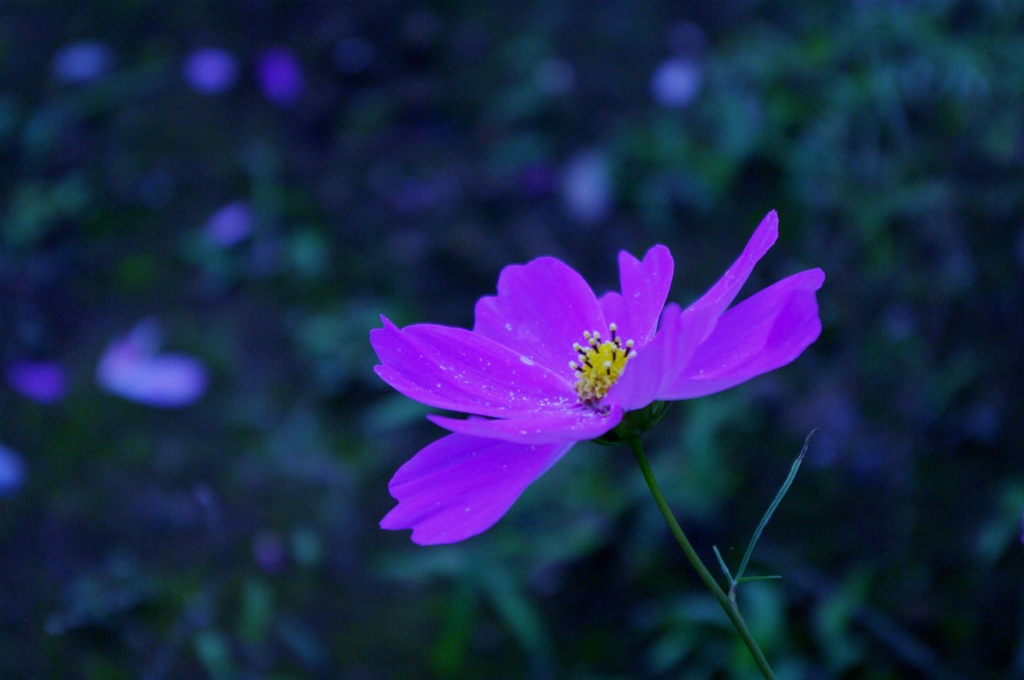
[183,47,238,94]
[0,443,25,497]
[96,320,208,408]
[205,201,253,247]
[561,150,611,224]
[650,58,702,108]
[257,49,304,106]
[51,41,113,83]
[6,360,67,404]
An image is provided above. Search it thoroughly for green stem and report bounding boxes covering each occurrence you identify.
[625,436,774,680]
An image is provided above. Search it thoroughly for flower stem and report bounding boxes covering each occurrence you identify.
[625,436,774,680]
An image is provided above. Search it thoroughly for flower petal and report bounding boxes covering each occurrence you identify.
[602,300,720,410]
[473,256,605,373]
[680,210,779,344]
[657,268,824,399]
[372,317,574,417]
[380,434,574,545]
[604,244,674,348]
[427,404,622,444]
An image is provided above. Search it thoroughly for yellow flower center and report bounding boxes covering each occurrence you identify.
[570,323,636,406]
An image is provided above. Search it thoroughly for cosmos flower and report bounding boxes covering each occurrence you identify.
[96,319,207,408]
[372,211,824,544]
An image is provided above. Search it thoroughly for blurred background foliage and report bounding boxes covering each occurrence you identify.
[1,1,1023,678]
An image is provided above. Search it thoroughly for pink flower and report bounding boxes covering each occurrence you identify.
[96,320,207,408]
[371,211,824,544]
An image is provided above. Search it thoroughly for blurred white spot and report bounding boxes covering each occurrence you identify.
[51,41,112,83]
[562,150,611,224]
[183,47,238,94]
[650,58,702,108]
[96,319,208,408]
[205,201,252,247]
[0,443,25,497]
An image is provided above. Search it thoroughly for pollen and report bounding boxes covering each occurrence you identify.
[569,322,637,406]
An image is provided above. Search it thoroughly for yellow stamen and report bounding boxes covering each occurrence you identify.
[569,322,636,406]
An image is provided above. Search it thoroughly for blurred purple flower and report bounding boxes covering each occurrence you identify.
[0,443,25,497]
[257,48,304,106]
[205,201,252,247]
[561,150,611,224]
[51,41,113,83]
[6,360,67,403]
[372,211,825,544]
[96,320,207,408]
[650,58,702,108]
[183,47,238,94]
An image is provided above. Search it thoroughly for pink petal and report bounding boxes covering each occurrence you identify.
[372,317,574,417]
[380,434,575,544]
[681,210,779,344]
[427,404,622,444]
[601,245,674,348]
[609,211,812,410]
[658,268,824,399]
[596,290,628,339]
[473,256,606,373]
[604,300,723,411]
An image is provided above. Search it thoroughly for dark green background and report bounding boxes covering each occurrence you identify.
[2,2,1022,678]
